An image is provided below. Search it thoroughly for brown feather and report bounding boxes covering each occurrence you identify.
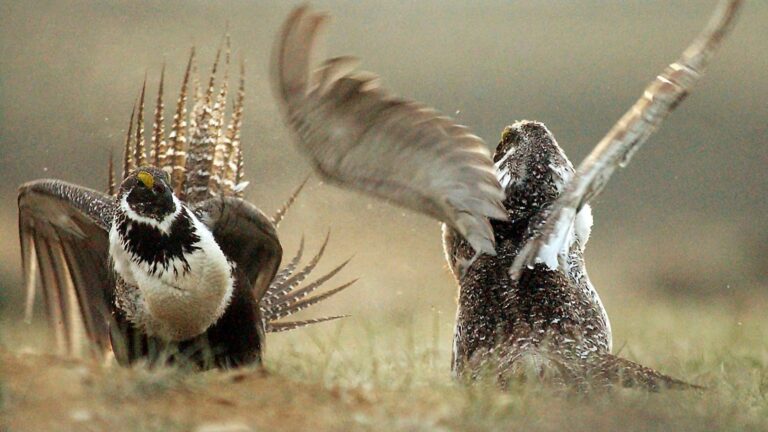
[510,0,744,279]
[209,37,232,194]
[169,48,194,197]
[185,47,222,202]
[152,64,166,167]
[122,102,137,180]
[107,150,116,196]
[135,78,148,167]
[272,175,309,227]
[223,59,246,195]
[270,6,507,256]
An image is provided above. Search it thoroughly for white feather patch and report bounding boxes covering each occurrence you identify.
[109,205,234,341]
[119,194,182,235]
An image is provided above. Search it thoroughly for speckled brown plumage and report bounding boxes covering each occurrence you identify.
[444,122,694,391]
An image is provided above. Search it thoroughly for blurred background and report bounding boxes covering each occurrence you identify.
[1,1,766,344]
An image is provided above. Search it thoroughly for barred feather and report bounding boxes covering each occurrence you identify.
[272,176,309,227]
[184,47,222,202]
[107,150,116,196]
[135,79,147,167]
[234,145,245,198]
[271,264,354,310]
[263,232,330,304]
[122,102,137,179]
[222,60,246,195]
[168,48,194,196]
[209,37,232,195]
[266,315,348,333]
[263,281,354,322]
[151,64,166,167]
[269,236,305,293]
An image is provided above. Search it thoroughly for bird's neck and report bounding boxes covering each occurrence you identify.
[109,205,235,341]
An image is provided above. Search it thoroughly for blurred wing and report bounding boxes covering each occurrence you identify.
[195,197,283,301]
[18,180,116,356]
[271,6,507,256]
[510,0,743,279]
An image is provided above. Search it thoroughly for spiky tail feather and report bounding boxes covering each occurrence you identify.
[135,79,148,167]
[261,233,355,331]
[151,64,166,166]
[107,149,116,196]
[266,315,348,333]
[582,352,701,391]
[122,102,137,179]
[272,176,310,227]
[222,60,245,195]
[494,347,700,392]
[168,49,194,197]
[263,231,330,303]
[184,46,222,202]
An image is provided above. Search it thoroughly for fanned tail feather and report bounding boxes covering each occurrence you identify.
[151,64,166,167]
[263,231,330,304]
[209,35,232,195]
[234,145,245,198]
[168,48,194,196]
[270,236,305,290]
[222,60,246,195]
[107,150,116,196]
[272,176,309,227]
[261,233,355,330]
[117,43,252,202]
[266,315,348,333]
[185,46,222,202]
[122,101,137,180]
[269,260,353,309]
[135,78,148,167]
[265,279,356,322]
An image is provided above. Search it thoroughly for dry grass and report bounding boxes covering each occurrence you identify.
[2,298,768,432]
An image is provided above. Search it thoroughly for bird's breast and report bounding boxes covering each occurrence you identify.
[109,207,235,341]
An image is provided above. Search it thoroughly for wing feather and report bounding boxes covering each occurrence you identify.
[194,197,283,301]
[18,180,116,356]
[271,6,506,256]
[510,0,743,278]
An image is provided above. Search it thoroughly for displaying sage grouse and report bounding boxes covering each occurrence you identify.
[18,45,357,369]
[272,0,742,390]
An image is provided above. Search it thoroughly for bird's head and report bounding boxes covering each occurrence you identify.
[493,120,574,211]
[119,167,177,222]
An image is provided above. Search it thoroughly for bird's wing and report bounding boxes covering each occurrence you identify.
[195,197,283,301]
[510,0,743,278]
[18,180,116,356]
[270,6,507,256]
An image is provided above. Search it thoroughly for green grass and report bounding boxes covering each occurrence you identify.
[1,298,767,431]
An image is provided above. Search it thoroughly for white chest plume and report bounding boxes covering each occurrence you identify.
[109,197,234,341]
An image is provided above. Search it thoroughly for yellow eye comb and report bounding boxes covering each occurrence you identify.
[137,171,154,188]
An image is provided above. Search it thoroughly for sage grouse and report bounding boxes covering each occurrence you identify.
[272,0,742,390]
[18,47,358,369]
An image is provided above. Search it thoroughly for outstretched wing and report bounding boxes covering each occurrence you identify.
[271,6,507,256]
[194,196,283,301]
[510,0,743,278]
[18,180,116,356]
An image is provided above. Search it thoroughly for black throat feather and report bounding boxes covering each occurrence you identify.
[116,208,201,276]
